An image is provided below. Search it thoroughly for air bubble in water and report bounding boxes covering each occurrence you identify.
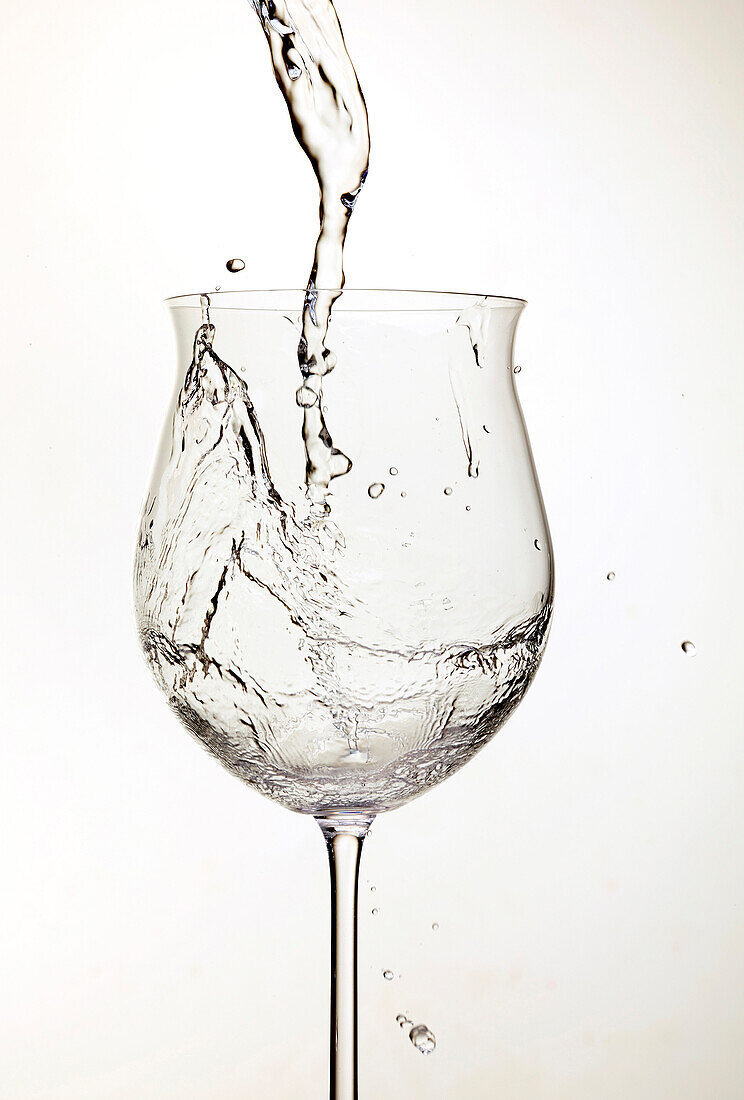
[681,640,696,656]
[389,466,398,476]
[534,538,542,550]
[269,14,292,35]
[607,571,615,581]
[368,483,385,499]
[444,487,453,496]
[409,1024,436,1055]
[383,969,394,981]
[226,258,245,273]
[514,364,522,374]
[296,384,318,408]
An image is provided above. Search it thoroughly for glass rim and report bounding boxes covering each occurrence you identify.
[164,288,527,312]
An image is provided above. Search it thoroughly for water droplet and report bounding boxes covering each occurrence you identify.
[465,505,471,511]
[389,466,398,476]
[409,1024,436,1054]
[400,491,407,498]
[370,885,376,893]
[226,258,245,273]
[681,640,696,656]
[443,487,453,496]
[534,538,542,550]
[372,907,379,915]
[468,461,479,478]
[606,571,615,581]
[432,922,439,931]
[368,482,385,499]
[383,969,394,981]
[513,364,522,374]
[397,1014,412,1029]
[483,424,490,433]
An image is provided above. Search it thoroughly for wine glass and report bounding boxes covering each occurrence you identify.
[134,288,553,1098]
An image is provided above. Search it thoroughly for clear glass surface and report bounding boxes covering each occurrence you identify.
[134,289,553,819]
[134,288,553,1096]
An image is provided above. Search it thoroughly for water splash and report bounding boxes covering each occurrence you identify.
[135,314,552,815]
[449,321,482,479]
[457,301,489,369]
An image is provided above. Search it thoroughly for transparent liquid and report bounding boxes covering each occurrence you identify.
[134,322,551,816]
[409,1024,436,1055]
[250,0,370,501]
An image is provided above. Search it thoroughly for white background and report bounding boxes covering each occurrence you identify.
[1,0,743,1095]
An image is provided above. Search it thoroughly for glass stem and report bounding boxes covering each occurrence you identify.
[317,814,373,1100]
